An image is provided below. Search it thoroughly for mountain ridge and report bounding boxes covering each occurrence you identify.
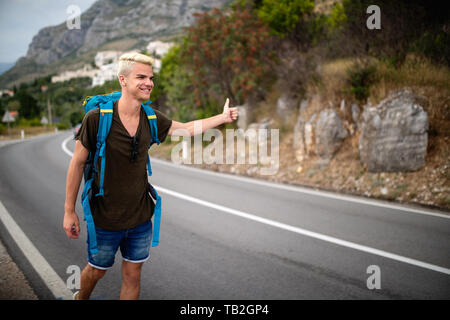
[0,0,230,88]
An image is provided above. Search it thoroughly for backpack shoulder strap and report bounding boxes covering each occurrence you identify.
[94,100,114,197]
[141,102,160,177]
[141,102,160,146]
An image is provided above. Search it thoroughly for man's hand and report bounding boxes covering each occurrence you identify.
[222,98,238,123]
[63,211,80,239]
[168,98,239,136]
[64,140,88,239]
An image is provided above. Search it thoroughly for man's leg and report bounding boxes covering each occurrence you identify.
[80,226,123,299]
[77,264,106,300]
[120,260,144,300]
[119,220,152,300]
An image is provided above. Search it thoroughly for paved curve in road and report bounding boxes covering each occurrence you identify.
[0,132,449,299]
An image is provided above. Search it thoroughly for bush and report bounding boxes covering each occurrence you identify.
[57,122,71,130]
[412,31,450,66]
[346,63,377,102]
[326,2,346,32]
[17,117,42,127]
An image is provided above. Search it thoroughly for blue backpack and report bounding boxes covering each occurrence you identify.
[80,91,162,256]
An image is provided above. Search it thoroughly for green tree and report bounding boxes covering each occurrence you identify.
[69,109,84,126]
[7,99,20,111]
[256,0,314,37]
[159,45,197,121]
[16,90,40,119]
[326,2,346,32]
[181,7,275,108]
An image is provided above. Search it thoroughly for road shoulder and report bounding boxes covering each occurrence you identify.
[0,239,38,300]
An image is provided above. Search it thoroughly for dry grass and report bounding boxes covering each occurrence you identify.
[0,126,58,140]
[372,55,450,101]
[310,57,353,104]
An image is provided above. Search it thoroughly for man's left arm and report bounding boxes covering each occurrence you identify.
[168,98,238,137]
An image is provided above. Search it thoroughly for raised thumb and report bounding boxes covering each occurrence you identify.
[223,98,229,112]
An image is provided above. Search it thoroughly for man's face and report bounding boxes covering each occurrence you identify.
[121,62,154,101]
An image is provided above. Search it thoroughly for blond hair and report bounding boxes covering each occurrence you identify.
[117,52,154,77]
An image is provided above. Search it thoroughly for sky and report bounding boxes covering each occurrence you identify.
[0,0,97,63]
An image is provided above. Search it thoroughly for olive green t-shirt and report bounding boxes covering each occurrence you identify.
[76,101,172,230]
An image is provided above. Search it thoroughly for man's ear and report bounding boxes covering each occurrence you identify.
[118,74,127,87]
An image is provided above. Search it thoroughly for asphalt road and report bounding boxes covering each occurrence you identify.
[0,132,449,299]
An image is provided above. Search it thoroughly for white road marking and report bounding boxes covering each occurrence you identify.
[150,158,450,220]
[0,200,73,300]
[61,134,450,275]
[155,185,450,276]
[61,135,74,158]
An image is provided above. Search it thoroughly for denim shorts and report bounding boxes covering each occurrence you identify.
[87,220,153,270]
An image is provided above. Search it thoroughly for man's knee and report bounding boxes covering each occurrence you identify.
[84,264,107,280]
[121,261,143,285]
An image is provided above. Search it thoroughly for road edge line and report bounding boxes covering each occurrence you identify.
[0,200,73,300]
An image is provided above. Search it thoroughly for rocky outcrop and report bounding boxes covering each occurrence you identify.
[315,108,348,161]
[358,89,428,172]
[293,100,348,164]
[351,103,360,125]
[293,100,307,160]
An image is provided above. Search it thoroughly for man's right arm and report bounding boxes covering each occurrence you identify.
[63,140,89,239]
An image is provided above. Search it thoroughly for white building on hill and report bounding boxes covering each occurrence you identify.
[95,51,122,68]
[92,63,118,87]
[51,44,172,86]
[146,41,174,58]
[51,64,97,83]
[146,41,173,72]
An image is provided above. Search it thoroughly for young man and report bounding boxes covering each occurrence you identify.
[63,52,238,300]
